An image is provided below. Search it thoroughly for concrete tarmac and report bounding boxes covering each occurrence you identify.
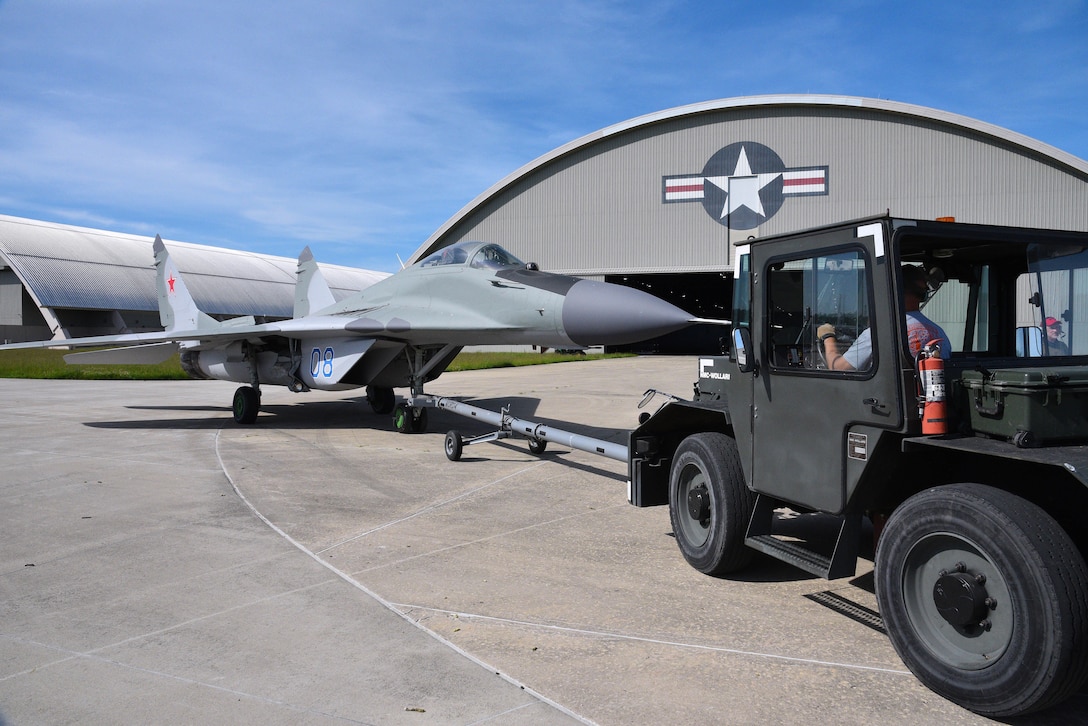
[2,356,1087,725]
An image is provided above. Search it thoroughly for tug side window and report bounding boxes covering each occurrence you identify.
[765,249,872,372]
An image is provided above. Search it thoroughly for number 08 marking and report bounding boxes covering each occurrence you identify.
[310,347,335,378]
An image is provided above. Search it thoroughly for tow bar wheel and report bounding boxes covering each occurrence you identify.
[444,431,463,461]
[876,483,1088,717]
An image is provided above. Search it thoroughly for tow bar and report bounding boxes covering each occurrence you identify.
[407,388,682,463]
[406,395,628,462]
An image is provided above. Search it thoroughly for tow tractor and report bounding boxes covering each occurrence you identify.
[436,215,1088,718]
[626,216,1088,718]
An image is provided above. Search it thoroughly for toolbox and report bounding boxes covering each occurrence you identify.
[956,367,1088,446]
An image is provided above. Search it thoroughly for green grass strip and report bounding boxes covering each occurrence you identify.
[0,348,632,380]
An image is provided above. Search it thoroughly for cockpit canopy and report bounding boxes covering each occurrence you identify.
[418,241,525,270]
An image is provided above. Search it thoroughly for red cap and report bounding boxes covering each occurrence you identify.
[1046,317,1062,327]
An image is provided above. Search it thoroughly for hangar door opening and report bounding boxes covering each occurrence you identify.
[606,272,734,355]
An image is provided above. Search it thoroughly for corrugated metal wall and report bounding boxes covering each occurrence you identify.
[0,215,388,322]
[425,99,1088,277]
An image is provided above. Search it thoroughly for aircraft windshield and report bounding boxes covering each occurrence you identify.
[419,245,470,267]
[418,242,524,269]
[469,244,524,270]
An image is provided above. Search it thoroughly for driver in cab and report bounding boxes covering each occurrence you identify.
[818,265,949,372]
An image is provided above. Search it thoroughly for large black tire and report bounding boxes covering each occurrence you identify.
[366,385,395,415]
[668,432,756,575]
[232,386,260,425]
[876,483,1088,717]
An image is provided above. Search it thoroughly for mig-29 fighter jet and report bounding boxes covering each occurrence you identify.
[1,237,709,431]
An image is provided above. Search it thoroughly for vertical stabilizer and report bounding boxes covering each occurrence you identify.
[295,246,337,318]
[155,236,218,332]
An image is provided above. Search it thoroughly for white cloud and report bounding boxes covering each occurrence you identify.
[0,0,1084,271]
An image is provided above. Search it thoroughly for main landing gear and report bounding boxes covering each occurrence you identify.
[232,386,260,424]
[365,385,396,415]
[231,341,264,425]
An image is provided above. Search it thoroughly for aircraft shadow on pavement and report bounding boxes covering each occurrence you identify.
[79,396,539,431]
[123,404,226,413]
[83,393,633,443]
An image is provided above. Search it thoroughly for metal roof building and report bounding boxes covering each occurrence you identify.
[0,215,388,343]
[5,95,1086,351]
[407,95,1088,352]
[412,95,1088,272]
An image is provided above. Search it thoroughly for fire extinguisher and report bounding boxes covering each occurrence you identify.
[917,339,948,434]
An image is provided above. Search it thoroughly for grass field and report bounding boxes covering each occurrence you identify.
[0,347,632,380]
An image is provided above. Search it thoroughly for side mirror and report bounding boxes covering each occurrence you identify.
[733,327,755,373]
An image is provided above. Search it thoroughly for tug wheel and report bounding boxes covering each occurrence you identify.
[668,432,755,575]
[876,483,1088,717]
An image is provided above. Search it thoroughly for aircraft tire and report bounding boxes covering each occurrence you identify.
[233,386,260,425]
[393,403,413,433]
[528,438,547,455]
[411,407,428,433]
[366,385,396,415]
[444,431,463,461]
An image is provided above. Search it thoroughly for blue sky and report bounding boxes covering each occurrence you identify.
[1,0,1086,272]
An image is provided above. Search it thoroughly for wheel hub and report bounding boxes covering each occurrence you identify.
[933,563,991,627]
[686,484,710,522]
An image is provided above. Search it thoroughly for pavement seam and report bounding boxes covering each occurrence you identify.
[346,501,629,575]
[0,633,376,724]
[215,427,596,726]
[394,604,915,676]
[314,460,550,554]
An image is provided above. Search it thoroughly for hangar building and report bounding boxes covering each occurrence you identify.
[3,95,1086,351]
[409,94,1088,351]
[0,215,387,343]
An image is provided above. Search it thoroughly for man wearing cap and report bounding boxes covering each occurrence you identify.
[1045,317,1070,355]
[817,265,949,372]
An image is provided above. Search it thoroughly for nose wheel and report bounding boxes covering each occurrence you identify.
[393,402,428,433]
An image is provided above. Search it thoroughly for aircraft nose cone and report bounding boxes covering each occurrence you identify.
[561,279,695,346]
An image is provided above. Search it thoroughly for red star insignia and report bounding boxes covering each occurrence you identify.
[168,274,176,293]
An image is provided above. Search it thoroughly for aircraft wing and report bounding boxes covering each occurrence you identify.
[0,322,284,351]
[65,342,180,365]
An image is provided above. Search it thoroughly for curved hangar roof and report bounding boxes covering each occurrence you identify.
[0,214,388,318]
[411,95,1088,276]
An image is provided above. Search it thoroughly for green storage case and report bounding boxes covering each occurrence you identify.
[956,367,1088,446]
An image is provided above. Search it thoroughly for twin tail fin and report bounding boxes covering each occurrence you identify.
[154,235,219,333]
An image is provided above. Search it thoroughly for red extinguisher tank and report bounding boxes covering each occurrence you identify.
[917,340,948,435]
